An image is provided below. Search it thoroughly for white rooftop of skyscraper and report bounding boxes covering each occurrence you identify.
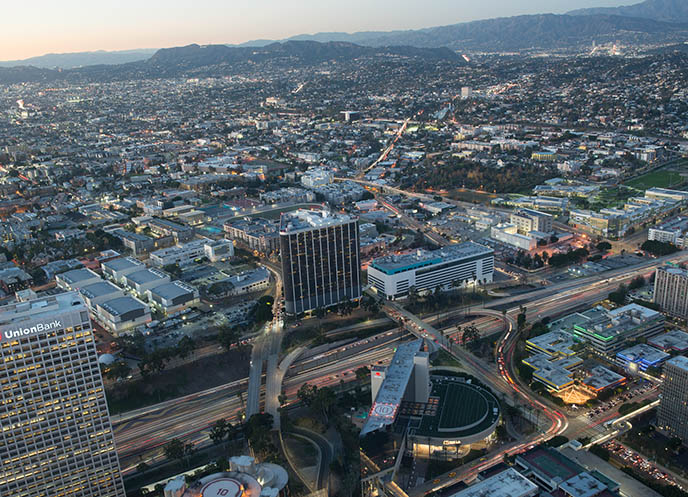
[0,292,85,328]
[666,355,688,372]
[280,208,356,233]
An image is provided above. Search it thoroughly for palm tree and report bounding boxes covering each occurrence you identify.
[408,286,418,307]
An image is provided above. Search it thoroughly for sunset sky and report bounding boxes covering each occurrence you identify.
[2,0,632,61]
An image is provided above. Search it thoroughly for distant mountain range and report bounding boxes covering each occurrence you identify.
[0,41,462,85]
[234,0,688,51]
[568,0,688,23]
[1,0,687,78]
[0,49,157,69]
[267,14,687,52]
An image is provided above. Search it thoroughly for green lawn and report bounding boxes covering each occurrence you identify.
[447,189,498,204]
[625,170,685,190]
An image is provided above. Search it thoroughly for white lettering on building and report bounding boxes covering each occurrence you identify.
[3,320,63,340]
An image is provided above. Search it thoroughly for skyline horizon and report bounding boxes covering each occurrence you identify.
[1,0,633,62]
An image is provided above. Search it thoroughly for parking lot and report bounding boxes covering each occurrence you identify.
[586,381,657,421]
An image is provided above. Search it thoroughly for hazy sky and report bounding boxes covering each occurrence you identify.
[2,0,633,60]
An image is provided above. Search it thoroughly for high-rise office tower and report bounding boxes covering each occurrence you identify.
[658,356,688,441]
[280,209,361,314]
[0,292,125,497]
[654,266,688,320]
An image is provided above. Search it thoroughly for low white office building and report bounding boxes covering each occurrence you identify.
[149,239,207,267]
[102,257,146,285]
[55,268,102,292]
[146,281,199,315]
[226,267,270,296]
[124,268,171,298]
[204,238,235,262]
[96,295,151,334]
[78,281,126,312]
[491,223,537,251]
[367,242,494,300]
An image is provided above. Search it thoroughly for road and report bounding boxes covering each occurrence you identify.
[394,250,688,496]
[290,426,333,491]
[114,339,399,474]
[247,263,284,419]
[263,264,285,427]
[357,118,411,179]
[112,241,688,486]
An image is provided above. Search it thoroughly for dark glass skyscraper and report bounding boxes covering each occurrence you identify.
[280,209,361,314]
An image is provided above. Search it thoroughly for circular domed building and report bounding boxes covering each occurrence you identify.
[98,353,117,366]
[406,373,500,459]
[163,456,288,497]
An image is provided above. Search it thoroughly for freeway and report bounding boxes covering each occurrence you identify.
[112,241,688,484]
[114,337,401,474]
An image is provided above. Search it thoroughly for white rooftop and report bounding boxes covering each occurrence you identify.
[648,329,688,352]
[370,242,493,275]
[0,292,86,328]
[559,472,607,497]
[666,355,688,373]
[280,209,355,233]
[103,256,144,272]
[360,339,422,436]
[450,468,538,497]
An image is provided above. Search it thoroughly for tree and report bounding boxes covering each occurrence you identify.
[546,435,569,448]
[355,366,370,382]
[105,360,131,381]
[463,325,480,345]
[162,264,182,279]
[176,336,196,360]
[408,286,418,306]
[278,393,288,407]
[163,438,194,467]
[136,462,149,473]
[608,284,628,305]
[628,276,646,290]
[669,437,683,454]
[254,296,274,323]
[209,419,228,445]
[313,386,336,424]
[217,325,239,351]
[517,313,527,332]
[596,241,612,252]
[244,413,275,459]
[297,383,318,407]
[589,444,610,461]
[495,424,509,442]
[641,240,679,257]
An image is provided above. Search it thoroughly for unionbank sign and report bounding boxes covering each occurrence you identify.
[2,320,62,341]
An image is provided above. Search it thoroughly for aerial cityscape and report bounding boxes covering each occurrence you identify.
[2,1,688,497]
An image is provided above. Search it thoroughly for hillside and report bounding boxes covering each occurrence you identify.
[0,49,156,69]
[0,41,463,85]
[243,14,688,52]
[569,0,688,23]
